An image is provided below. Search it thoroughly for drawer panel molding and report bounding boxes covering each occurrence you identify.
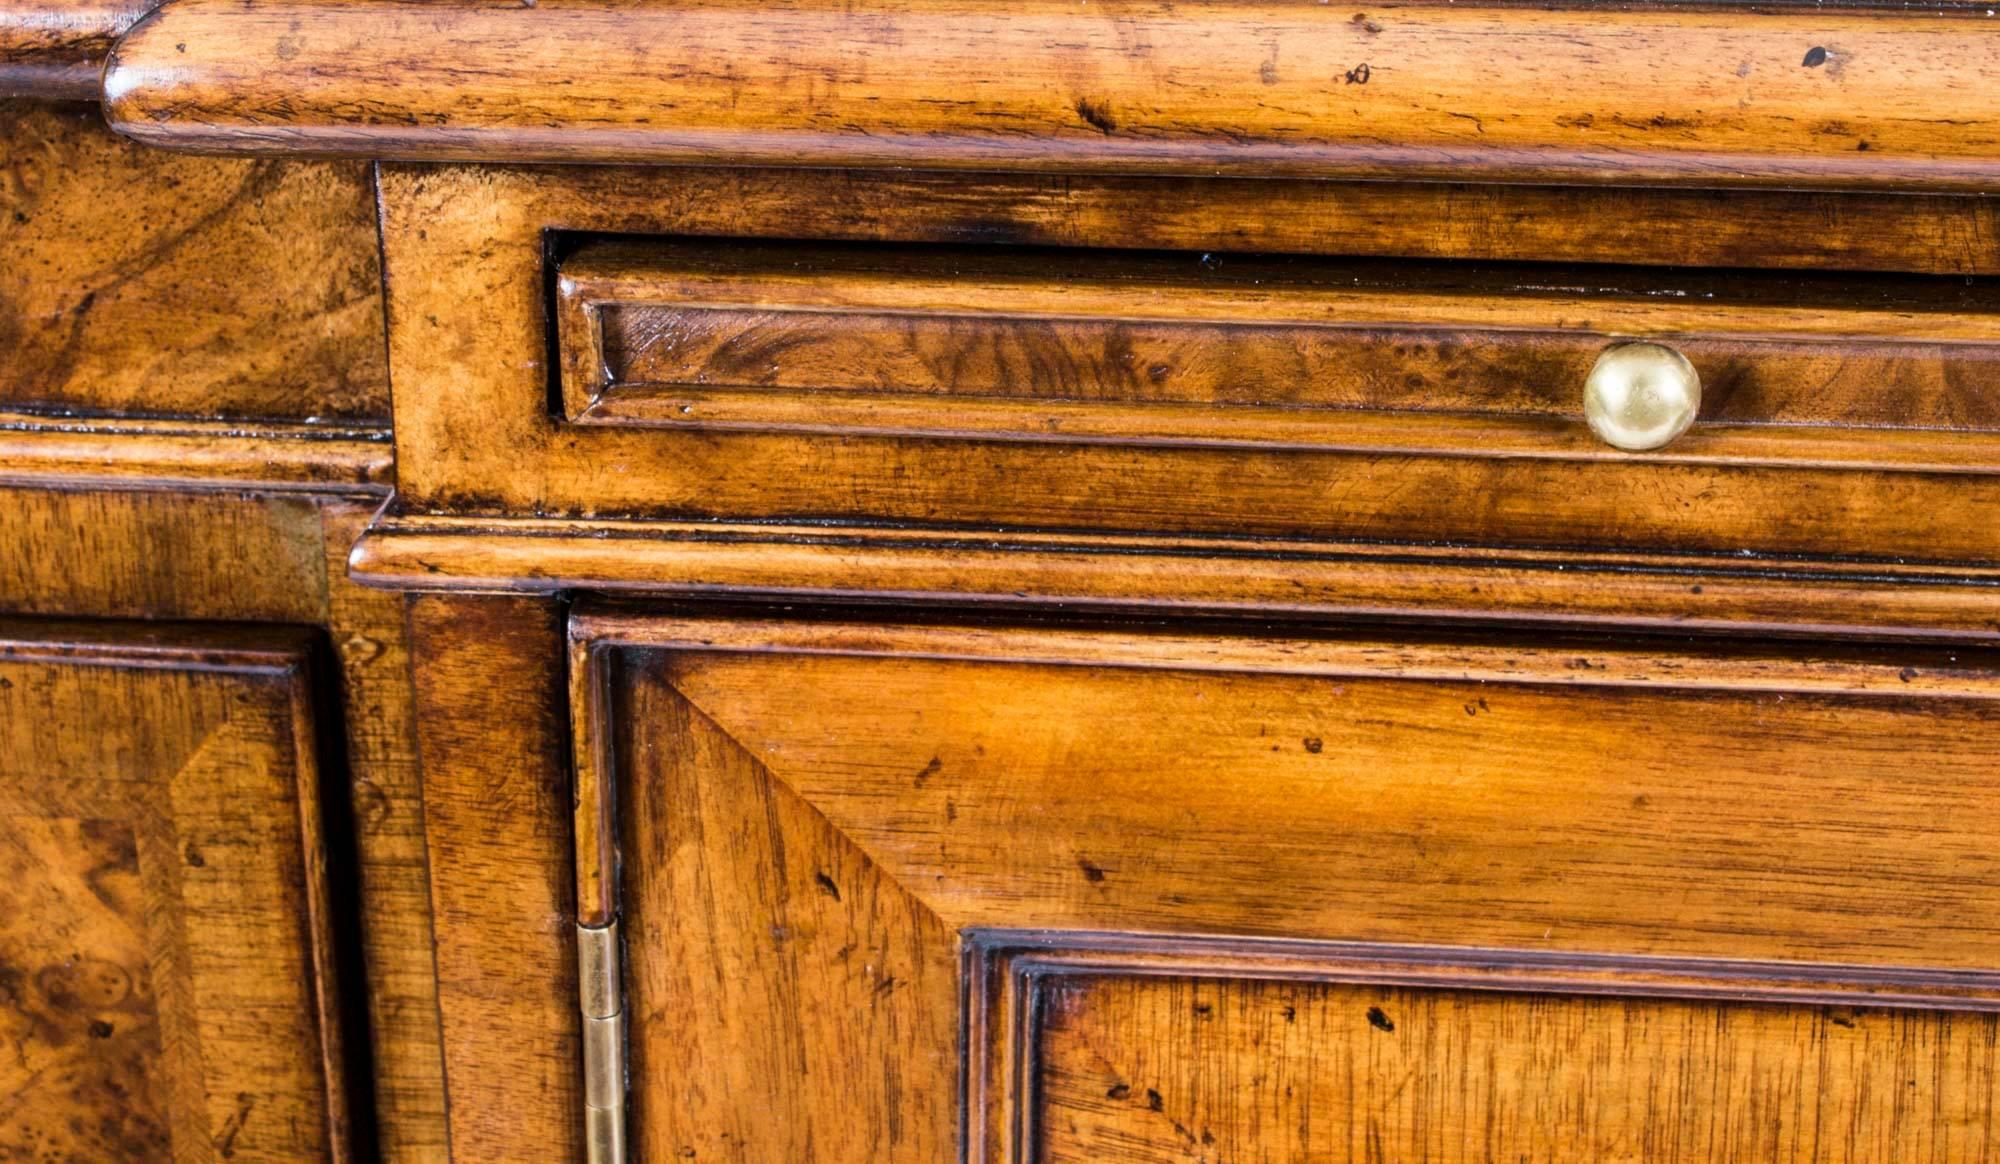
[557,238,2000,471]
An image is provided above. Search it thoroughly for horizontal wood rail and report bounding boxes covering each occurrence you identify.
[348,512,2000,641]
[99,0,2000,188]
[0,411,394,493]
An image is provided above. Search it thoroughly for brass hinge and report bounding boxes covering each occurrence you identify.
[579,919,627,1164]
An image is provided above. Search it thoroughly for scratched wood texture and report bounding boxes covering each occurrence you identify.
[104,0,2000,190]
[0,101,387,423]
[571,608,2000,1161]
[0,621,343,1161]
[1035,975,2000,1163]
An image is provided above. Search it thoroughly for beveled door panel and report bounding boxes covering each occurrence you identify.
[981,937,2000,1163]
[570,609,2000,1162]
[0,620,347,1161]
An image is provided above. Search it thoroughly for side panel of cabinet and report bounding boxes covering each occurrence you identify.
[571,612,2000,1163]
[0,621,345,1161]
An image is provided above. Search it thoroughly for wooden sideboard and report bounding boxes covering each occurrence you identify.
[6,3,2000,1160]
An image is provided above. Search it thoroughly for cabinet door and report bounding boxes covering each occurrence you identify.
[572,610,2000,1163]
[0,621,347,1161]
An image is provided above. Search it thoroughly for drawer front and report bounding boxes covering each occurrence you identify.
[556,237,2000,452]
[0,622,347,1161]
[378,161,2000,567]
[570,610,2000,1161]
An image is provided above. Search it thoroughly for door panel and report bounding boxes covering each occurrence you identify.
[572,610,2000,1161]
[1028,960,2000,1163]
[615,678,961,1161]
[0,621,345,1161]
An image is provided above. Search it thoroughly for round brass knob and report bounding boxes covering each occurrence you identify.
[1583,341,1701,452]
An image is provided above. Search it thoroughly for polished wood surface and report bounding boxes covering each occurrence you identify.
[377,162,2000,519]
[13,3,2000,1155]
[1014,944,2000,1163]
[612,653,959,1161]
[352,513,2000,641]
[0,102,388,425]
[0,621,345,1160]
[318,503,452,1162]
[0,0,151,98]
[106,0,2000,189]
[0,486,453,1160]
[445,165,2000,275]
[378,163,2000,570]
[0,106,443,1160]
[407,595,583,1161]
[573,608,2000,1160]
[0,79,444,1159]
[0,411,391,491]
[559,237,2000,466]
[0,97,450,1155]
[0,487,330,623]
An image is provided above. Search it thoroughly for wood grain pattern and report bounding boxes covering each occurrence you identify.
[0,814,169,1158]
[0,487,329,624]
[575,608,2000,1159]
[581,610,2000,966]
[434,166,2000,276]
[655,656,2000,958]
[406,594,580,1162]
[964,935,2000,1163]
[0,410,393,492]
[317,503,451,1163]
[0,621,345,1161]
[566,638,616,928]
[616,675,960,1161]
[559,238,2000,466]
[378,165,2000,565]
[1014,951,2000,1164]
[252,446,2000,561]
[352,513,2000,642]
[0,0,152,98]
[0,488,449,1159]
[14,4,2000,1151]
[107,0,2000,190]
[0,102,388,424]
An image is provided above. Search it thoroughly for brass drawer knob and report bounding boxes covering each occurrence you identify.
[1584,341,1701,451]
